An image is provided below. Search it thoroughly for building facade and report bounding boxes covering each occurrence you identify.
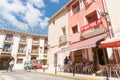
[0,29,48,69]
[48,7,69,71]
[48,0,118,73]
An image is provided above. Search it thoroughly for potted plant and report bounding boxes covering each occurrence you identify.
[40,59,47,65]
[40,59,48,69]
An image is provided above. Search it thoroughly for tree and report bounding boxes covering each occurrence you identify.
[40,59,47,65]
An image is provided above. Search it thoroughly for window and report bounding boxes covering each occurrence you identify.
[32,47,38,53]
[18,45,26,53]
[72,1,80,14]
[5,34,13,40]
[17,58,23,64]
[20,36,26,42]
[72,25,78,33]
[3,44,11,52]
[86,11,98,23]
[62,26,66,35]
[83,0,93,7]
[53,20,55,24]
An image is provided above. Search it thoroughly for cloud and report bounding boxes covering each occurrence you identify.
[0,0,49,34]
[50,0,59,3]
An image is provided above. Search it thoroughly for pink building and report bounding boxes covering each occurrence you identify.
[59,0,115,71]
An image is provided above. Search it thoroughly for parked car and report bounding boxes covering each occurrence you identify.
[24,61,32,70]
[32,60,42,70]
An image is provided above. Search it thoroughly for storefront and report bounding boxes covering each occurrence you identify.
[56,33,109,73]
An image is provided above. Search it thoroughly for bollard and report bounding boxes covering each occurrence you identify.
[72,62,75,76]
[55,66,57,74]
[43,68,45,72]
[105,69,109,80]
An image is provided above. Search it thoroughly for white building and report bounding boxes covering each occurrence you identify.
[99,0,120,63]
[48,7,69,71]
[0,29,48,69]
[105,0,120,37]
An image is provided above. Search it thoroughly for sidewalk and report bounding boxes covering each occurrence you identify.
[0,77,3,80]
[32,69,120,80]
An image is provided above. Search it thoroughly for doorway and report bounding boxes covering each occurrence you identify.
[0,55,12,70]
[97,48,108,65]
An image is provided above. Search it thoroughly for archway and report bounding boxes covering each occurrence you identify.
[0,55,14,70]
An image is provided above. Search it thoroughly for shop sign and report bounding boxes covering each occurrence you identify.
[80,19,102,32]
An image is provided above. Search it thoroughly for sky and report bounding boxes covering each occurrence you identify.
[0,0,69,35]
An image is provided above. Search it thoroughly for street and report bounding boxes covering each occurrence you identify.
[0,70,78,80]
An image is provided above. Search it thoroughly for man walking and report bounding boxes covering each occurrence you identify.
[7,59,14,72]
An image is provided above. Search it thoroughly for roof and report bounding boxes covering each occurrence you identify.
[0,29,47,38]
[48,0,73,23]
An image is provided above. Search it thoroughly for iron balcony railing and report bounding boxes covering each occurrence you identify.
[59,35,67,44]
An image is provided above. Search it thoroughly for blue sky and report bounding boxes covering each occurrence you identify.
[0,0,69,35]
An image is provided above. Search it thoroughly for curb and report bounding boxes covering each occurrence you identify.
[32,71,102,80]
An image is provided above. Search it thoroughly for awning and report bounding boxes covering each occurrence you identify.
[99,37,120,48]
[56,33,107,54]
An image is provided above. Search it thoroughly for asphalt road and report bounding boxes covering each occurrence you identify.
[0,70,78,80]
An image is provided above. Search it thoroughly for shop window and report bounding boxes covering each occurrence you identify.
[17,59,23,64]
[86,11,98,23]
[72,25,78,33]
[72,1,80,14]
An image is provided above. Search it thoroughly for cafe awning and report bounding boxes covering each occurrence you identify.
[99,37,120,48]
[56,33,107,54]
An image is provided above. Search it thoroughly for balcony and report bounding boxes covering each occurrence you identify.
[1,48,11,54]
[18,49,26,53]
[4,38,13,44]
[32,40,39,46]
[59,35,67,44]
[80,19,105,39]
[19,39,26,45]
[17,53,26,57]
[43,53,47,58]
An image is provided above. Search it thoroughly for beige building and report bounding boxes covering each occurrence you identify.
[48,7,69,71]
[99,0,120,63]
[105,0,120,37]
[0,29,48,69]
